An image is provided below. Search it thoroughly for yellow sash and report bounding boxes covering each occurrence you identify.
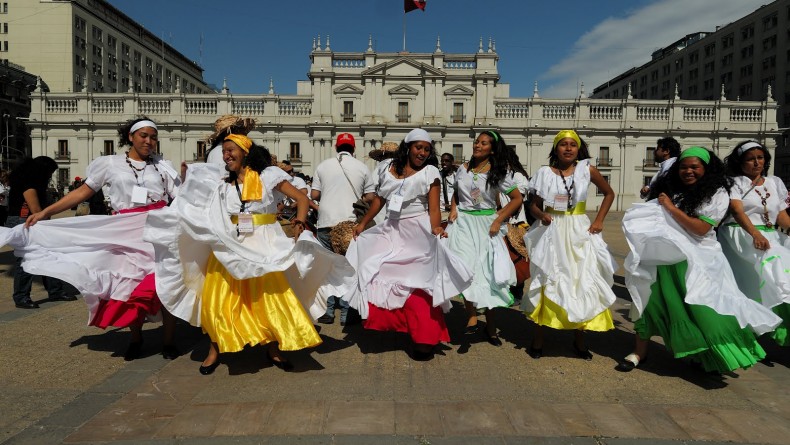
[230,213,277,226]
[546,201,587,215]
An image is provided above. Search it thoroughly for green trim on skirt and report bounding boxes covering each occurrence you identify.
[771,303,790,346]
[634,261,766,373]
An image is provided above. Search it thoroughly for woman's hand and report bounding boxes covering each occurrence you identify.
[25,210,49,228]
[432,226,447,238]
[180,161,188,182]
[752,231,771,250]
[489,220,502,237]
[353,223,366,239]
[657,193,673,210]
[588,221,604,235]
[448,208,457,223]
[540,212,552,226]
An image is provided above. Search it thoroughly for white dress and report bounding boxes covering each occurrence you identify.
[523,159,617,325]
[718,176,790,318]
[0,154,181,324]
[144,164,356,326]
[446,164,517,309]
[623,190,781,335]
[345,162,473,318]
[500,170,529,225]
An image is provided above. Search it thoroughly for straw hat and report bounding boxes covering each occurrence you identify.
[506,224,529,258]
[329,220,357,255]
[368,141,399,162]
[206,115,257,144]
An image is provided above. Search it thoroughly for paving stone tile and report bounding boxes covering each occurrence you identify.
[504,437,599,445]
[548,403,599,437]
[420,436,506,445]
[500,400,570,437]
[156,403,230,438]
[665,407,746,442]
[712,408,790,445]
[262,400,326,435]
[90,370,155,394]
[394,401,445,436]
[438,401,515,436]
[37,392,121,428]
[579,403,648,438]
[4,426,76,445]
[212,402,273,436]
[625,404,691,440]
[325,400,395,435]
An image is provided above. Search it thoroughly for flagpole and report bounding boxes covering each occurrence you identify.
[402,11,406,51]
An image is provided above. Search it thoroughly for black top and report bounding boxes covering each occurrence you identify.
[8,176,50,217]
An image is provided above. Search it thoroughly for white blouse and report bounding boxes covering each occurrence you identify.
[528,159,592,209]
[375,161,440,218]
[454,164,517,211]
[84,154,180,212]
[723,175,789,227]
[222,166,290,215]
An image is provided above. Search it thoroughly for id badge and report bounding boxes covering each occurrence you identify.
[389,194,404,213]
[237,213,254,233]
[553,194,569,211]
[131,186,149,204]
[470,187,482,205]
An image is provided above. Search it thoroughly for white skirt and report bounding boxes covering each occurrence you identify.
[623,202,781,335]
[345,211,473,318]
[719,224,790,310]
[445,211,516,309]
[524,212,617,323]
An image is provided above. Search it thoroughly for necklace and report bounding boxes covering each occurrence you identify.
[753,187,773,228]
[125,151,171,203]
[556,164,576,207]
[471,159,489,181]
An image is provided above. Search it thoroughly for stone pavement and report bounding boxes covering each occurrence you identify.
[2,212,790,445]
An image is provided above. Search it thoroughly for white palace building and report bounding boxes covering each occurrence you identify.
[27,37,781,211]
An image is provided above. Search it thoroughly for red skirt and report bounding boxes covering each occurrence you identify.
[364,289,450,345]
[90,201,167,329]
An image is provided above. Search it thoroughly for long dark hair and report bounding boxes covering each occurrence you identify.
[392,139,437,176]
[9,156,58,206]
[118,116,157,148]
[225,143,273,183]
[723,140,772,177]
[648,149,732,217]
[503,144,529,179]
[548,135,591,167]
[470,130,509,189]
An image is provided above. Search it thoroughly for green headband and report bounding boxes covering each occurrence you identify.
[486,131,499,142]
[679,146,711,164]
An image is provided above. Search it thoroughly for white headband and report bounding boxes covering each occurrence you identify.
[130,120,158,134]
[404,128,432,144]
[737,141,762,156]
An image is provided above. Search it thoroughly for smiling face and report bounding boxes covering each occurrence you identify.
[127,126,158,161]
[222,140,247,173]
[408,141,432,169]
[678,156,706,186]
[740,148,766,180]
[554,137,579,166]
[473,134,494,161]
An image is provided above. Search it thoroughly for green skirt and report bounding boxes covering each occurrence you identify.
[771,303,790,346]
[634,261,766,373]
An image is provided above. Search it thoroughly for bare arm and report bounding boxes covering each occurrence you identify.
[529,194,552,226]
[26,183,96,227]
[490,188,522,236]
[589,166,614,233]
[275,180,308,237]
[777,209,790,231]
[310,189,321,201]
[354,195,386,237]
[729,199,770,250]
[22,189,43,214]
[658,193,712,237]
[427,181,446,237]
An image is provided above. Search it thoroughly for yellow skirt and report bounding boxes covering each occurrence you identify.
[201,253,322,353]
[528,288,614,332]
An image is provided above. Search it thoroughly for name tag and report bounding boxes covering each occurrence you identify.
[470,187,482,205]
[237,213,254,233]
[131,186,149,204]
[553,194,569,211]
[389,194,404,213]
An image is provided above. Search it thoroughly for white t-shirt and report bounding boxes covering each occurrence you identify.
[649,157,677,187]
[206,143,226,168]
[84,154,180,212]
[312,152,375,228]
[454,163,517,211]
[375,161,440,219]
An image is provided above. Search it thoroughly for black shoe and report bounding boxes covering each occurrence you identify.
[615,353,646,372]
[199,360,220,375]
[50,294,78,302]
[485,330,502,347]
[15,300,39,309]
[162,344,180,360]
[573,343,593,361]
[316,314,335,324]
[124,341,143,361]
[528,345,543,359]
[464,324,478,335]
[271,359,294,371]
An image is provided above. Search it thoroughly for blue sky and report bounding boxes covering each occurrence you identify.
[108,0,767,98]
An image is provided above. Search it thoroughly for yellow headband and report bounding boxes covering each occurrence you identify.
[553,130,581,149]
[224,134,253,153]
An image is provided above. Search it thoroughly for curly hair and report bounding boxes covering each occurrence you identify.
[225,143,273,183]
[391,139,437,176]
[502,144,529,179]
[548,135,591,167]
[723,140,771,177]
[118,116,157,148]
[470,130,509,189]
[648,149,732,217]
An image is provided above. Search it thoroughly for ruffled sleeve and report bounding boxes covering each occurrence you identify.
[263,166,291,192]
[84,156,111,192]
[498,171,517,195]
[728,176,750,201]
[771,176,789,211]
[697,188,729,226]
[527,166,552,200]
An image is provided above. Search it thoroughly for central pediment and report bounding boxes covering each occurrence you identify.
[388,84,419,96]
[362,57,446,79]
[333,84,364,95]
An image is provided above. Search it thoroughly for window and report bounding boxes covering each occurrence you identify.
[57,168,70,190]
[689,68,698,80]
[397,102,409,123]
[742,45,754,59]
[688,85,698,96]
[452,144,463,163]
[739,84,753,97]
[289,142,301,161]
[644,147,656,167]
[92,26,102,42]
[742,24,754,40]
[133,50,141,63]
[703,61,715,74]
[740,64,753,77]
[195,141,206,161]
[763,35,777,51]
[721,72,732,84]
[342,101,354,122]
[662,64,670,75]
[75,15,86,30]
[643,176,652,187]
[107,35,116,48]
[122,43,130,57]
[650,70,658,81]
[57,140,69,159]
[597,147,611,167]
[103,140,114,156]
[0,40,7,52]
[721,53,732,67]
[1,23,7,34]
[145,57,153,70]
[762,55,776,70]
[689,51,699,64]
[0,3,7,14]
[704,43,716,58]
[763,13,778,31]
[92,45,102,57]
[596,175,610,196]
[722,34,734,49]
[675,58,683,70]
[703,78,715,90]
[451,102,464,123]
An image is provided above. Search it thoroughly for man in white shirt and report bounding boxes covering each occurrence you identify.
[311,133,375,325]
[640,136,680,199]
[439,153,456,211]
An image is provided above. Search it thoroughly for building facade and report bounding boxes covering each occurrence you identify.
[27,37,780,210]
[0,59,41,170]
[1,0,208,94]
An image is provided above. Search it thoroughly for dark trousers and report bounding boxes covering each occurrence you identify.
[316,227,358,321]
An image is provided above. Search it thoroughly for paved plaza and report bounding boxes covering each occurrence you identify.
[1,212,790,445]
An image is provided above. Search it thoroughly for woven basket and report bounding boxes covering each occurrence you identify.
[205,115,257,143]
[329,220,357,255]
[368,141,399,162]
[506,224,529,258]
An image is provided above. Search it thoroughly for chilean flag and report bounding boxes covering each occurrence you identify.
[404,0,426,12]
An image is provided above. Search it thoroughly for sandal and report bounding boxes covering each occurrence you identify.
[615,353,645,372]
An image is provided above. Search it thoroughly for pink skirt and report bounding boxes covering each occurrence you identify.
[364,290,449,345]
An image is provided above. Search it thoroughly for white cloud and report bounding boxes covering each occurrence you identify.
[540,0,767,98]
